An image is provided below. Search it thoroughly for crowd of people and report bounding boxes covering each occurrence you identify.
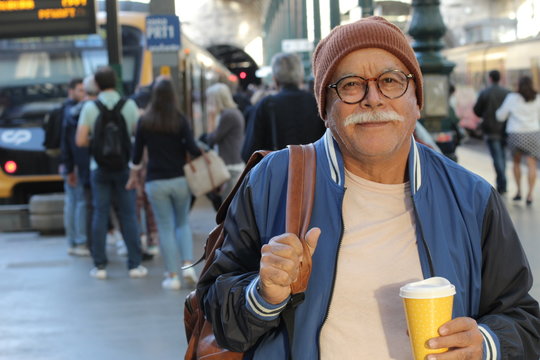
[57,52,323,290]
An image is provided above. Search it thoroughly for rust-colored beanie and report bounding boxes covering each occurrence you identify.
[312,16,423,119]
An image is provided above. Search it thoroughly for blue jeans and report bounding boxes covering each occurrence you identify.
[64,180,87,247]
[486,139,507,192]
[91,168,141,269]
[145,177,193,274]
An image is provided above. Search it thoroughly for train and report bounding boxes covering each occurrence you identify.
[0,11,236,204]
[443,37,540,136]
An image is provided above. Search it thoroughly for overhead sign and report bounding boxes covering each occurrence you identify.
[146,15,181,52]
[0,0,97,39]
[281,38,314,53]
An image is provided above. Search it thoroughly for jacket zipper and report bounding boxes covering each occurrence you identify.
[316,189,346,360]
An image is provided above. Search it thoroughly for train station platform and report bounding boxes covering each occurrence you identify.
[1,138,540,360]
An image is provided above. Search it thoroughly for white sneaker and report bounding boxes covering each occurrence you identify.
[70,245,90,257]
[162,275,181,290]
[107,230,122,246]
[116,240,127,257]
[182,267,198,287]
[90,267,107,279]
[146,245,160,256]
[129,265,148,278]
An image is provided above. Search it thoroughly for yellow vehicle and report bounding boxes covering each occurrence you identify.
[0,11,236,204]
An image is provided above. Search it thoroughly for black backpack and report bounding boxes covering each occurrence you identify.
[42,104,65,155]
[91,98,132,171]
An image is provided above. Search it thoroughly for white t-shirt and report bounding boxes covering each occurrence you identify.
[319,169,423,359]
[496,93,540,133]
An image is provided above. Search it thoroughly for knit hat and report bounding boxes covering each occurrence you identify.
[312,16,423,119]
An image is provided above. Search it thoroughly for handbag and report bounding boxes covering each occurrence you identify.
[183,150,231,197]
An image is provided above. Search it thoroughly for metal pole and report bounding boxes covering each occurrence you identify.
[409,0,455,131]
[105,0,123,94]
[330,0,341,29]
[359,0,373,17]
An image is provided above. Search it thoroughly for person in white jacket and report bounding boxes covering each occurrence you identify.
[496,76,540,205]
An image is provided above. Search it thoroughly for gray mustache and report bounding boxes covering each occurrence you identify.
[344,111,405,126]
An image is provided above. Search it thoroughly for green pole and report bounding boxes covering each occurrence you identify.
[408,0,455,132]
[105,0,123,95]
[359,0,373,17]
[330,0,340,29]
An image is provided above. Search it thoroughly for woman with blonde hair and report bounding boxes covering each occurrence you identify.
[201,83,245,200]
[496,76,540,205]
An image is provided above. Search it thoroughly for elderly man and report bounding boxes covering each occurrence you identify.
[198,17,540,359]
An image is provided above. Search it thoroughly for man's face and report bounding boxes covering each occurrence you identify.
[70,83,85,102]
[324,48,421,166]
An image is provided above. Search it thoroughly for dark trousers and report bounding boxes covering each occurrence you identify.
[486,138,507,193]
[90,168,142,269]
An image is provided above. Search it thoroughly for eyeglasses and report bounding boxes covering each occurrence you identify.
[328,70,414,104]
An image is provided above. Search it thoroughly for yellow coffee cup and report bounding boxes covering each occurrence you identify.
[399,277,456,360]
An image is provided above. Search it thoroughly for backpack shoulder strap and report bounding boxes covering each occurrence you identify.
[286,144,317,243]
[113,97,127,114]
[283,143,317,359]
[216,150,270,224]
[94,99,106,113]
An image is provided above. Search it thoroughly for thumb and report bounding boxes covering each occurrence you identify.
[305,227,320,256]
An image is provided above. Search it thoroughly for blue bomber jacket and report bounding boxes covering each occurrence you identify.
[198,130,540,359]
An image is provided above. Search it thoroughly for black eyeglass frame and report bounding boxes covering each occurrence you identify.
[328,69,414,104]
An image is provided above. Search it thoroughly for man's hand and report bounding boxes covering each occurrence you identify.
[258,228,320,304]
[426,317,483,359]
[125,169,139,190]
[67,172,77,187]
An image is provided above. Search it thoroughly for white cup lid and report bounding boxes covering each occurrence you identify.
[399,277,456,299]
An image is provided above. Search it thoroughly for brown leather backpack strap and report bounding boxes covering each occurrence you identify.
[286,144,317,294]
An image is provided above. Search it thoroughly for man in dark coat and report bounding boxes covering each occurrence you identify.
[473,70,510,194]
[241,53,326,161]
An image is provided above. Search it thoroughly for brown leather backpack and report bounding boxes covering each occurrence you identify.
[184,144,317,360]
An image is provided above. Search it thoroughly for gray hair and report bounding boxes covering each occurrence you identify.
[271,52,304,87]
[83,75,99,96]
[206,83,237,113]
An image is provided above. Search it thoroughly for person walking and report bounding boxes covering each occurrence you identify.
[241,52,326,161]
[76,66,147,280]
[496,76,540,205]
[126,79,201,290]
[198,16,540,359]
[201,83,245,199]
[473,70,510,194]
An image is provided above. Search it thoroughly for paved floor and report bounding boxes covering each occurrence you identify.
[1,138,539,360]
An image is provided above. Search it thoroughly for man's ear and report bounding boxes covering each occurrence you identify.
[414,104,421,120]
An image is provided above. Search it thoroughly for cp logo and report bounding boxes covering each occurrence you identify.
[1,129,32,145]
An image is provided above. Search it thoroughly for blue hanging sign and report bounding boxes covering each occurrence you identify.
[145,15,181,52]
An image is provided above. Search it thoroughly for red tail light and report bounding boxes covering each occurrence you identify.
[4,160,17,174]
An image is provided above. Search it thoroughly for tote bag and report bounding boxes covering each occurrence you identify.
[183,150,231,197]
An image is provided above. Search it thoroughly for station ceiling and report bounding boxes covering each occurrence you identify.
[180,0,269,50]
[179,0,270,86]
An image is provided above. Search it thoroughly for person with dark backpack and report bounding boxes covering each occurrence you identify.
[43,78,84,157]
[76,66,147,280]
